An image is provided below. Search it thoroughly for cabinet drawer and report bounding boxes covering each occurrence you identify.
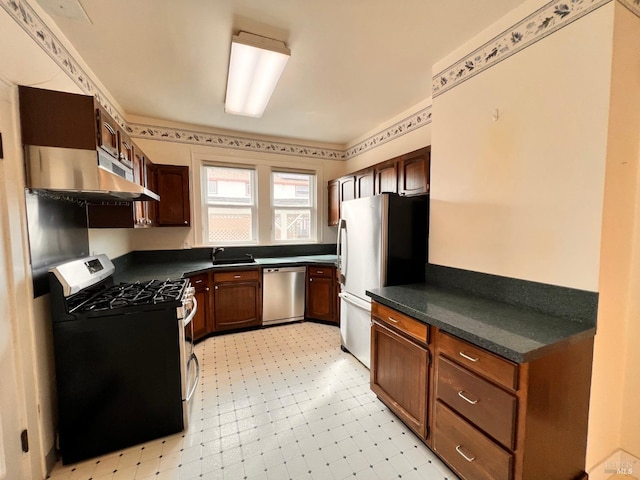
[213,270,260,283]
[308,266,333,278]
[372,301,429,344]
[433,401,513,480]
[436,356,516,449]
[189,273,209,289]
[438,331,518,391]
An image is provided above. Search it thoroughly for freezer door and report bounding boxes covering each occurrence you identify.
[339,292,371,368]
[339,196,387,301]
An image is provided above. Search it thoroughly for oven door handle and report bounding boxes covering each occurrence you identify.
[184,296,197,326]
[186,353,200,402]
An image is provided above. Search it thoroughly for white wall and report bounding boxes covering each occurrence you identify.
[0,78,32,480]
[430,2,612,291]
[0,5,90,475]
[588,2,640,468]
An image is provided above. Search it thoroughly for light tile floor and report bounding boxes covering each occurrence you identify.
[47,322,457,480]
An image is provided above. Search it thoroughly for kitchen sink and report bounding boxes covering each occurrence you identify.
[212,257,257,265]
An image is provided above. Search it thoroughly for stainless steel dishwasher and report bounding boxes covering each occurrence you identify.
[262,266,306,326]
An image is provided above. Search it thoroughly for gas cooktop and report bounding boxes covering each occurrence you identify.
[69,279,188,314]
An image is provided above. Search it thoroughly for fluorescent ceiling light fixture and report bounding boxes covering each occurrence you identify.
[225,32,291,118]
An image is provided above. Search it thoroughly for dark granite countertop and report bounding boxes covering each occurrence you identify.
[113,254,337,283]
[367,283,596,363]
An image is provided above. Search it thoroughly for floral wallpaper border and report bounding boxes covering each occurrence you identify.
[619,0,640,15]
[127,123,346,160]
[344,106,432,159]
[432,0,621,98]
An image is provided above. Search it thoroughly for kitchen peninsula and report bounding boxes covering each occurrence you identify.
[367,264,596,480]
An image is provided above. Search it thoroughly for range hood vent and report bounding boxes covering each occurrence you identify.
[24,145,159,202]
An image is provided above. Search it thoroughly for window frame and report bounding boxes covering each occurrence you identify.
[270,169,317,244]
[202,163,258,245]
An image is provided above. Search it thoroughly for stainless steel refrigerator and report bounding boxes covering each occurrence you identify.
[337,193,428,367]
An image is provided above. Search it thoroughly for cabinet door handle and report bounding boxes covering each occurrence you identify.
[457,390,478,405]
[455,445,476,462]
[309,278,313,282]
[195,280,203,284]
[459,351,479,362]
[234,275,241,278]
[205,287,210,292]
[387,316,399,323]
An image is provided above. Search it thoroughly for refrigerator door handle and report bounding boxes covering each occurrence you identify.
[338,292,371,311]
[336,218,346,283]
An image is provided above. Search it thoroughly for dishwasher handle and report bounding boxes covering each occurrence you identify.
[264,266,306,274]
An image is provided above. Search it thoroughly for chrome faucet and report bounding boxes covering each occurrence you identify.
[212,247,225,261]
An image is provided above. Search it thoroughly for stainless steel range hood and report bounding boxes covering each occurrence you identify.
[24,145,160,202]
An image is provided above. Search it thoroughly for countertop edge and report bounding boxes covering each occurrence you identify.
[367,289,596,363]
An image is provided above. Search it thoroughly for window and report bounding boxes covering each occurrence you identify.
[272,171,316,242]
[203,165,256,243]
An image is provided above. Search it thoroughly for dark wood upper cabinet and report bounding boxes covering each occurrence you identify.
[95,105,119,160]
[155,164,190,227]
[145,161,159,227]
[118,130,134,168]
[374,160,398,195]
[327,146,429,226]
[355,168,374,198]
[133,149,156,228]
[328,179,340,226]
[19,86,100,150]
[340,175,355,203]
[398,147,430,196]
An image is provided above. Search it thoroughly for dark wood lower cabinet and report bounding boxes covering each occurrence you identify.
[189,272,211,341]
[305,266,339,324]
[371,320,428,439]
[190,265,340,341]
[213,270,261,331]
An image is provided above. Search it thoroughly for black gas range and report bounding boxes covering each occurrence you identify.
[48,255,199,465]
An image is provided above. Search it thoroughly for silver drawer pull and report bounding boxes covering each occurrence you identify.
[195,280,203,284]
[457,390,478,405]
[316,270,324,274]
[234,275,241,278]
[387,316,399,323]
[459,351,479,362]
[455,445,476,462]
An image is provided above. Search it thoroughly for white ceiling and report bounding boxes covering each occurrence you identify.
[39,0,526,146]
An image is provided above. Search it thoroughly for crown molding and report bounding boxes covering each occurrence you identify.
[127,123,346,160]
[432,0,614,98]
